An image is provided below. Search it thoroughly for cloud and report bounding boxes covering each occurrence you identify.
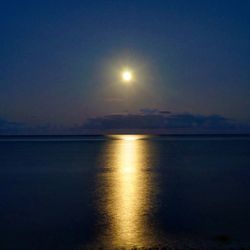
[140,109,172,115]
[159,110,172,115]
[0,118,64,135]
[1,111,250,135]
[139,108,159,115]
[74,110,250,134]
[0,118,26,134]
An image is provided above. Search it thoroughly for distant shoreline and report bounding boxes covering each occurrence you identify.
[1,133,250,138]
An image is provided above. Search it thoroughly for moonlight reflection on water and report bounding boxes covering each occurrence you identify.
[96,135,160,248]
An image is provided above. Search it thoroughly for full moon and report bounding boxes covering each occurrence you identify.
[122,70,133,82]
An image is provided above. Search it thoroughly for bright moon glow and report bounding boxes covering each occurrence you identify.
[108,135,151,141]
[122,70,133,82]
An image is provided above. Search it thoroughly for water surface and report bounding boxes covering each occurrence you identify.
[0,135,250,249]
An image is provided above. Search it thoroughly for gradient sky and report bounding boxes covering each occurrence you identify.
[1,0,250,126]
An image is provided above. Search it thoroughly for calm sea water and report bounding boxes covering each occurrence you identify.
[0,135,250,249]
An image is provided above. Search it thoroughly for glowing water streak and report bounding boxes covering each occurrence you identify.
[98,135,156,247]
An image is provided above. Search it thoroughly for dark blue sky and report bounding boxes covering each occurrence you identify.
[1,0,250,126]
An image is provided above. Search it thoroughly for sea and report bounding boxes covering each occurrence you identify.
[0,135,250,250]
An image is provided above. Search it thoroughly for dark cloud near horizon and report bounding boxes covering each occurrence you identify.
[77,111,250,133]
[140,109,172,115]
[0,119,25,134]
[0,118,62,135]
[1,111,250,135]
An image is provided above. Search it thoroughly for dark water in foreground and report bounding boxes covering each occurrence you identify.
[0,135,250,249]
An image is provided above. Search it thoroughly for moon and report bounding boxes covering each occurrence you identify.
[121,70,133,83]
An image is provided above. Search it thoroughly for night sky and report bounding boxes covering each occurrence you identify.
[1,0,250,130]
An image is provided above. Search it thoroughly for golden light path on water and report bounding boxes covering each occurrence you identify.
[96,134,159,248]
